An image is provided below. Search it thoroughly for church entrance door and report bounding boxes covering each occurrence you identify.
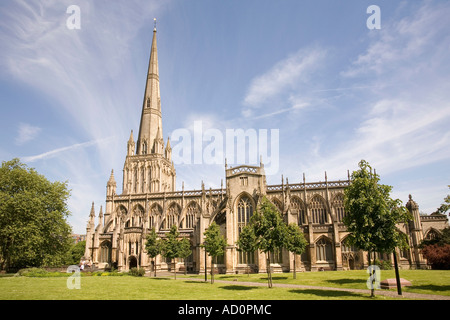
[129,256,138,269]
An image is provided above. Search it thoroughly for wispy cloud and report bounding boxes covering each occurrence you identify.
[15,122,41,145]
[22,137,114,163]
[294,2,450,213]
[0,0,166,233]
[242,46,327,118]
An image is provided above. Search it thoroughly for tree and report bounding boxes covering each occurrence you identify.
[285,223,307,279]
[159,225,181,279]
[433,186,450,216]
[246,197,289,288]
[202,222,227,284]
[343,160,412,297]
[236,223,257,276]
[145,228,161,277]
[420,227,450,270]
[421,244,450,269]
[67,240,86,265]
[0,158,72,271]
[178,238,192,275]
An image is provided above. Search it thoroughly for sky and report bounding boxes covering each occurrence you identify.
[0,0,449,234]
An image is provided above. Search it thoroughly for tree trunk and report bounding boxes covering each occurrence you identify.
[153,258,156,277]
[368,250,375,297]
[173,259,176,280]
[266,253,272,288]
[211,256,215,284]
[393,249,402,296]
[293,253,297,279]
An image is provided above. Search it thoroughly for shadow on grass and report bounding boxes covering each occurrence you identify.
[261,276,289,281]
[410,284,450,293]
[289,289,366,299]
[325,279,365,286]
[183,280,211,284]
[220,285,260,291]
[147,277,171,281]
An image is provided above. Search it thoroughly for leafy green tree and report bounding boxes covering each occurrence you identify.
[343,160,412,296]
[145,228,161,277]
[0,158,72,271]
[67,240,86,265]
[178,237,192,275]
[202,222,227,284]
[433,186,450,216]
[285,223,307,279]
[236,223,257,276]
[160,225,181,279]
[248,197,289,288]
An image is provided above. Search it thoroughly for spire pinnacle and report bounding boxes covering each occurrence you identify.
[154,18,157,31]
[136,25,163,155]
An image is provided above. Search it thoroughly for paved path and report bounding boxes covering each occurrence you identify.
[148,272,450,300]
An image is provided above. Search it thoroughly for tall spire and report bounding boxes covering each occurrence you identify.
[136,22,163,155]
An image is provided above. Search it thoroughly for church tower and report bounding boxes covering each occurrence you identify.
[122,22,176,194]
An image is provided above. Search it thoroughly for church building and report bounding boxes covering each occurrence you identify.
[84,25,448,273]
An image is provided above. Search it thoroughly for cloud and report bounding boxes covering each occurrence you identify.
[22,137,114,163]
[15,123,41,145]
[242,46,327,117]
[342,1,450,78]
[0,0,167,234]
[298,2,450,190]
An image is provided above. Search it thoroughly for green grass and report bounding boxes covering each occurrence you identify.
[0,270,448,300]
[193,269,450,296]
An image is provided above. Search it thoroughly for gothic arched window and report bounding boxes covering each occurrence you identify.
[165,203,180,229]
[333,194,345,222]
[237,195,254,264]
[316,238,333,262]
[186,202,199,229]
[149,204,162,230]
[310,195,327,224]
[100,241,111,264]
[290,197,306,225]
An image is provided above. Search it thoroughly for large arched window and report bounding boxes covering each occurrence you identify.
[165,203,180,229]
[316,237,333,262]
[149,203,162,229]
[333,194,346,222]
[272,197,283,213]
[237,195,254,264]
[185,202,199,229]
[100,241,111,264]
[310,195,328,224]
[290,197,306,225]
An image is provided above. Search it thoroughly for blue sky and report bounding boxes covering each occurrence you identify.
[1,0,449,234]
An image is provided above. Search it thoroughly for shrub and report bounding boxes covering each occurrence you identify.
[374,259,392,270]
[129,267,145,277]
[421,244,450,270]
[17,268,67,277]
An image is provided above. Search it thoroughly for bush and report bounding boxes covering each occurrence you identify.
[17,268,67,277]
[421,244,450,270]
[374,259,392,270]
[129,267,145,277]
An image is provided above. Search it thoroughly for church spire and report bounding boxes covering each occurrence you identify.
[136,22,163,155]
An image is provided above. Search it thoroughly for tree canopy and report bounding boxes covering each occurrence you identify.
[343,159,412,296]
[0,158,72,271]
[237,196,306,287]
[343,160,411,254]
[202,222,227,283]
[145,228,161,277]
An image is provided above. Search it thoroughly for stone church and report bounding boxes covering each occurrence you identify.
[84,26,448,274]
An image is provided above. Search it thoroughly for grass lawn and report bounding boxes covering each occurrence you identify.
[0,269,448,300]
[191,269,450,296]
